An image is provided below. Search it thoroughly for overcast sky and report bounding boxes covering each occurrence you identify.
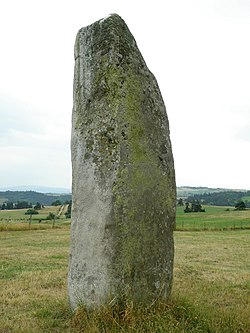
[0,0,249,190]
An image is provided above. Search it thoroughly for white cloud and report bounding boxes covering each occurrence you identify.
[0,0,249,189]
[0,94,71,187]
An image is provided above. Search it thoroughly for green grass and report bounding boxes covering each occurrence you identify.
[176,205,250,230]
[3,204,249,232]
[0,208,31,220]
[0,205,69,231]
[0,223,249,332]
[0,228,70,332]
[0,205,65,220]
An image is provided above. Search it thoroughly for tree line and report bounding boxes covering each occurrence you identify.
[0,191,71,206]
[186,190,250,207]
[0,199,70,210]
[178,197,248,212]
[1,201,33,210]
[1,199,72,218]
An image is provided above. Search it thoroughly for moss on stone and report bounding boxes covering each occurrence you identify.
[70,14,175,309]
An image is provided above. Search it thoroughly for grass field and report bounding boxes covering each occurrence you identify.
[0,207,249,332]
[176,205,250,230]
[1,205,249,232]
[0,205,66,220]
[0,205,69,231]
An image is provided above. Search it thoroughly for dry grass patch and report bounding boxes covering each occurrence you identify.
[0,222,55,232]
[0,227,70,333]
[1,270,69,332]
[0,225,249,332]
[173,230,250,332]
[0,206,69,232]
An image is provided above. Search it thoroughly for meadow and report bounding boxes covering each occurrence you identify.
[176,205,250,230]
[0,206,249,332]
[0,205,68,231]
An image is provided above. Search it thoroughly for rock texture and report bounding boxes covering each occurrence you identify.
[68,14,176,310]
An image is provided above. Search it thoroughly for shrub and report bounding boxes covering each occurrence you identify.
[25,209,39,215]
[235,201,246,210]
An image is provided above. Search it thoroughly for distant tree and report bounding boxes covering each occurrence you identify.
[65,201,72,218]
[0,190,71,207]
[46,212,56,220]
[191,200,205,212]
[25,208,39,215]
[46,212,57,228]
[235,201,246,210]
[184,200,205,213]
[25,208,39,228]
[34,202,42,210]
[184,202,192,213]
[177,198,184,206]
[51,200,62,206]
[0,201,14,210]
[16,201,32,209]
[1,203,7,210]
[186,190,250,207]
[6,202,14,210]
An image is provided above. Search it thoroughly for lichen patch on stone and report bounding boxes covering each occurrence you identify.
[69,14,176,310]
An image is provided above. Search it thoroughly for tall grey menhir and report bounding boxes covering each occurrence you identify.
[68,14,176,310]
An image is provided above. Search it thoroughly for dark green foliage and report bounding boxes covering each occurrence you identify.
[16,201,32,209]
[1,201,32,210]
[6,202,14,209]
[184,201,205,213]
[25,208,39,215]
[187,190,250,207]
[1,202,14,209]
[51,200,62,206]
[235,201,246,210]
[184,202,191,213]
[177,198,184,206]
[0,191,71,206]
[46,212,56,220]
[65,201,71,218]
[34,202,42,210]
[1,203,6,210]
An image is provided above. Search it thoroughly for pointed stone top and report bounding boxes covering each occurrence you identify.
[75,13,142,68]
[79,13,126,31]
[99,13,121,23]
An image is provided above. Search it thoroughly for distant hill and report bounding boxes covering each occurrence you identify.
[179,187,250,207]
[0,186,71,193]
[177,186,245,199]
[0,191,71,206]
[1,186,248,207]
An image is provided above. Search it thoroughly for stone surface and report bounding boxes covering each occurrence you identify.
[68,13,176,310]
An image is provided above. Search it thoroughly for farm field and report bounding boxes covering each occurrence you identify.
[0,207,249,332]
[1,204,250,231]
[176,205,250,230]
[0,205,69,231]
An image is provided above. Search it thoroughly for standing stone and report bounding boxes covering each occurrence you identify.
[68,14,176,310]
